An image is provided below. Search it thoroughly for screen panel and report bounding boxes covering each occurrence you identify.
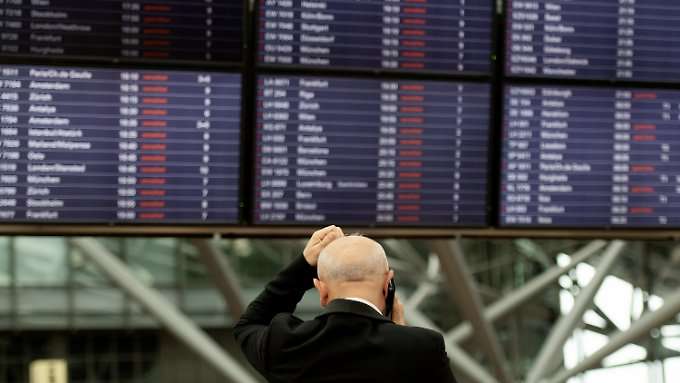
[0,0,242,64]
[0,65,241,223]
[255,75,490,226]
[502,84,680,227]
[506,0,680,82]
[258,0,493,74]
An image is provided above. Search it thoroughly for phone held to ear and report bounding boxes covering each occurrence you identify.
[384,278,396,319]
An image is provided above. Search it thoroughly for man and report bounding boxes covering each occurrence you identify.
[234,225,457,383]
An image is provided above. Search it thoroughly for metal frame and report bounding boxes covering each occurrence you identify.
[3,235,679,383]
[71,238,259,383]
[191,239,245,320]
[445,240,608,345]
[9,225,680,239]
[431,239,515,383]
[545,285,680,383]
[526,241,626,383]
[401,239,641,383]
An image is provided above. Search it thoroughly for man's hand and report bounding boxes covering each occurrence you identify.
[303,225,344,266]
[392,296,406,326]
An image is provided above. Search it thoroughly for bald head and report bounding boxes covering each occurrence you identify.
[317,236,388,283]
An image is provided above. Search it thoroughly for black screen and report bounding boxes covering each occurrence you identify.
[257,0,493,74]
[0,0,243,64]
[506,0,680,82]
[0,65,241,223]
[502,84,680,227]
[254,75,490,226]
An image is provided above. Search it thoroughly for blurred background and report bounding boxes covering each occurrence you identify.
[2,236,679,383]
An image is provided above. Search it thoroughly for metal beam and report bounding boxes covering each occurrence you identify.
[405,254,439,309]
[544,285,680,383]
[445,240,607,345]
[592,304,621,332]
[514,239,552,268]
[191,238,245,320]
[404,302,500,383]
[527,240,626,383]
[71,238,258,383]
[431,240,515,383]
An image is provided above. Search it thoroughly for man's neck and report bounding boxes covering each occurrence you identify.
[342,297,383,315]
[330,290,384,313]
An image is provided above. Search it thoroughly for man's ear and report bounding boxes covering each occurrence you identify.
[383,269,395,297]
[313,278,330,307]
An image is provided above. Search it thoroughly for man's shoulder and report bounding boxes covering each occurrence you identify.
[385,323,444,342]
[268,312,327,336]
[378,323,446,353]
[266,311,445,354]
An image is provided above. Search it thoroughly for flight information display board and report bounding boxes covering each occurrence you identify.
[506,0,680,82]
[255,75,490,226]
[0,0,242,64]
[502,84,680,227]
[0,65,242,223]
[258,0,493,74]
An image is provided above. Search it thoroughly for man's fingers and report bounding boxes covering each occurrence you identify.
[334,226,345,237]
[311,225,336,241]
[393,296,406,325]
[317,226,343,245]
[325,227,343,242]
[319,228,342,248]
[303,226,343,267]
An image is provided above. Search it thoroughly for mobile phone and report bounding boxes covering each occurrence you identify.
[384,278,396,319]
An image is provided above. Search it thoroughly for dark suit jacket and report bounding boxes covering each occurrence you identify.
[234,255,458,383]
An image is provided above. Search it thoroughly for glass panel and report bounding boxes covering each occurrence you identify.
[178,240,209,288]
[71,243,111,288]
[17,288,67,316]
[15,237,67,287]
[0,238,10,288]
[0,289,10,312]
[125,238,177,286]
[182,288,224,314]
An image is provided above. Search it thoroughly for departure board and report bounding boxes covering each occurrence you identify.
[0,65,241,223]
[0,0,242,64]
[502,84,680,227]
[506,0,680,82]
[255,75,490,226]
[258,0,493,74]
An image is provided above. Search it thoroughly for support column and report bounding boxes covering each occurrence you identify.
[446,240,607,344]
[191,238,245,321]
[431,239,515,383]
[545,285,680,383]
[71,238,258,383]
[526,240,626,383]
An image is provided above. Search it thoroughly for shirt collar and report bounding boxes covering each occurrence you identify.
[343,297,383,316]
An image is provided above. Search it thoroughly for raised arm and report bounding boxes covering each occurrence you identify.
[233,225,343,372]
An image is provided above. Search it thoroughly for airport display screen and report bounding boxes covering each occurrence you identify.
[502,84,680,227]
[257,0,493,74]
[506,0,680,82]
[254,75,490,226]
[0,65,242,223]
[0,0,243,64]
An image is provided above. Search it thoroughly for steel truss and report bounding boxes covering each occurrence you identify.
[69,237,680,383]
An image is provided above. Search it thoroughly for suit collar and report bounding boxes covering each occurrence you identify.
[317,299,393,323]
